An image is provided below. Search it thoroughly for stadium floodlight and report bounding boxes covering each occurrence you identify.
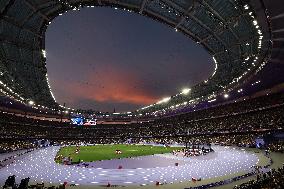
[253,20,258,26]
[157,97,171,104]
[208,98,216,103]
[224,94,229,99]
[28,100,34,105]
[42,50,46,58]
[181,88,191,95]
[237,89,243,93]
[162,97,171,103]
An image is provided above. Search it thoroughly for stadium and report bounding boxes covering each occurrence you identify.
[0,0,284,189]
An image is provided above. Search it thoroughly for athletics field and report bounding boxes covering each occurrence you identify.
[56,144,183,163]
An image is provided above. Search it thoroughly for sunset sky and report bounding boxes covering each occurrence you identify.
[46,7,213,112]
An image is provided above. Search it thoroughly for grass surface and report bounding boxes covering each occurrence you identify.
[56,144,183,163]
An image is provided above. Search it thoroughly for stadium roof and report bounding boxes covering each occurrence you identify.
[0,0,279,112]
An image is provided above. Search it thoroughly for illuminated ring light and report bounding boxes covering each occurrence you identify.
[0,0,271,112]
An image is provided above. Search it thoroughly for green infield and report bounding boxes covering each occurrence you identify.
[55,144,183,163]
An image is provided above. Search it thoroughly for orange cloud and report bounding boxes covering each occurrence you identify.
[60,65,159,105]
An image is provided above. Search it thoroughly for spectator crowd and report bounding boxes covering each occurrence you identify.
[0,92,284,189]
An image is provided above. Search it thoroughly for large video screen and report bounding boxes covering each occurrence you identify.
[84,119,97,126]
[71,117,84,125]
[71,117,97,126]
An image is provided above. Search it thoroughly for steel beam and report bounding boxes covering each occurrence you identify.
[37,1,58,9]
[2,15,43,38]
[0,0,15,18]
[272,28,284,33]
[198,0,239,40]
[108,0,139,10]
[175,0,195,28]
[188,13,231,51]
[271,12,284,20]
[161,0,232,54]
[200,34,212,43]
[23,0,50,21]
[139,0,148,13]
[273,38,284,42]
[0,35,39,52]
